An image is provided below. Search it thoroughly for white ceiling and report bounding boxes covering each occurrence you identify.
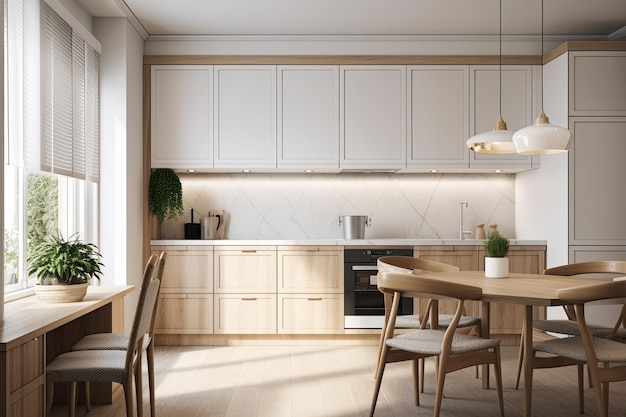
[78,0,626,38]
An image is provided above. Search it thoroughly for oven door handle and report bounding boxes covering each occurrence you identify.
[352,265,378,271]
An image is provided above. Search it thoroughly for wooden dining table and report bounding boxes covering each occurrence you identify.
[411,270,603,417]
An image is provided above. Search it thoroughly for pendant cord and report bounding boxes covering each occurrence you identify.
[499,0,502,116]
[540,0,544,110]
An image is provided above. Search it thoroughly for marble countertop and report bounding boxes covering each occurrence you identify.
[151,238,546,246]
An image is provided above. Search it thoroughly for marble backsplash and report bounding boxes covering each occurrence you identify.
[159,173,515,241]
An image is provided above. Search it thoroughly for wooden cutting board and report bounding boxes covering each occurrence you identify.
[208,209,226,239]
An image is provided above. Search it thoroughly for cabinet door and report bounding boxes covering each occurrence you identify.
[469,65,535,168]
[214,247,277,293]
[278,294,344,334]
[214,294,277,334]
[278,66,339,169]
[277,247,343,293]
[569,51,626,116]
[152,247,213,293]
[214,66,277,168]
[151,65,213,168]
[569,118,626,245]
[155,294,213,334]
[340,66,406,168]
[407,66,470,168]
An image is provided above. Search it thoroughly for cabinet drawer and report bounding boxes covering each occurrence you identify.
[7,336,45,393]
[278,294,344,334]
[154,249,213,293]
[155,294,213,334]
[214,294,277,334]
[278,250,343,293]
[214,248,277,293]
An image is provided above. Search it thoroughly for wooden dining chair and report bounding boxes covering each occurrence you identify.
[70,251,167,417]
[514,260,626,390]
[370,271,504,417]
[46,254,162,417]
[375,256,481,392]
[529,279,626,417]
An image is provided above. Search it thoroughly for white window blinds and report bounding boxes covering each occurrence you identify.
[40,1,99,182]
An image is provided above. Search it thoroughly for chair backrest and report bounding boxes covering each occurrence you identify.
[124,255,162,373]
[148,251,167,336]
[377,256,461,275]
[545,261,626,277]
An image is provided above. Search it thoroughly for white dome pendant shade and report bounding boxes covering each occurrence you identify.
[466,115,516,154]
[512,110,571,155]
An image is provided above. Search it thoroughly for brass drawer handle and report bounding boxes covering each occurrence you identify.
[241,250,257,253]
[308,298,322,301]
[241,297,257,301]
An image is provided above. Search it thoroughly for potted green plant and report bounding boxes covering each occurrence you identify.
[148,168,184,223]
[484,231,509,278]
[27,233,103,302]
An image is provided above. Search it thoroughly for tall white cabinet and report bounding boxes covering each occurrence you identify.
[339,66,406,169]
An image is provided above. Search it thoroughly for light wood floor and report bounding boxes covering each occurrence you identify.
[49,344,626,417]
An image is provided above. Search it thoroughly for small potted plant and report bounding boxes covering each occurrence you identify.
[27,233,103,302]
[484,231,509,278]
[148,168,184,223]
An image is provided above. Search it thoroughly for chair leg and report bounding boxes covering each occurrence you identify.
[85,381,92,412]
[147,342,156,417]
[46,374,55,414]
[515,331,524,390]
[374,323,386,378]
[123,380,135,417]
[411,359,420,406]
[433,355,447,417]
[369,345,390,417]
[136,356,144,417]
[494,346,505,417]
[419,358,425,393]
[69,381,77,417]
[577,364,584,414]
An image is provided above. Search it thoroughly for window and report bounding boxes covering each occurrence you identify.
[3,0,99,297]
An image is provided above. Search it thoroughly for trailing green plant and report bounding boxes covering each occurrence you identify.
[148,168,184,223]
[484,231,509,258]
[27,233,103,285]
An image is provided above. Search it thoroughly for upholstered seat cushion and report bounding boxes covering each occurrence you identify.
[47,350,128,383]
[386,329,500,355]
[396,314,481,329]
[533,319,626,338]
[534,336,626,363]
[72,333,151,351]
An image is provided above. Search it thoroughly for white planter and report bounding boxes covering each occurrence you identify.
[485,257,509,278]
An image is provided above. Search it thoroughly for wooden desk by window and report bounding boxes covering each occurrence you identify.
[0,286,133,417]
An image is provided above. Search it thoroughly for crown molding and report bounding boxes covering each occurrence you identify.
[112,0,149,40]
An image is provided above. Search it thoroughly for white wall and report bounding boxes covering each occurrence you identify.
[94,17,145,330]
[160,173,517,241]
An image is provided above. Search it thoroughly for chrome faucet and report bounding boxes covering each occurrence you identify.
[459,201,472,240]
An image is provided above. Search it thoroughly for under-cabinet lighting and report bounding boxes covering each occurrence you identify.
[304,169,314,173]
[493,169,504,173]
[429,169,439,173]
[242,169,252,173]
[187,169,196,173]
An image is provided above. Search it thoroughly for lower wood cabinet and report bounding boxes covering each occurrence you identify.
[4,336,46,417]
[155,294,214,334]
[278,294,343,334]
[214,294,277,334]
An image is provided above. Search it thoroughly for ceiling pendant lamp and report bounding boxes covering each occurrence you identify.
[512,0,570,155]
[466,0,516,154]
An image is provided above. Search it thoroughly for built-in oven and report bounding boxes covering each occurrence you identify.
[344,247,414,329]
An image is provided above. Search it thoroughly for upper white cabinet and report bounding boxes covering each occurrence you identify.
[569,51,626,116]
[469,65,537,168]
[277,66,339,168]
[151,65,213,169]
[340,66,407,168]
[213,66,277,168]
[407,66,470,168]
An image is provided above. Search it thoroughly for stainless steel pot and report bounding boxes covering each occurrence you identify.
[339,215,370,239]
